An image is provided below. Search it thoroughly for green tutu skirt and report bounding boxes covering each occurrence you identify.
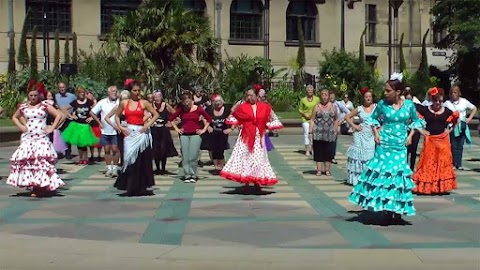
[61,121,99,147]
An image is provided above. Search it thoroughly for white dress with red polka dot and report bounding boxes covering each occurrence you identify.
[7,101,65,191]
[219,110,283,186]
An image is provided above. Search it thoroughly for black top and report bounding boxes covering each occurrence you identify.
[416,104,453,135]
[153,102,170,128]
[206,105,232,132]
[70,99,94,124]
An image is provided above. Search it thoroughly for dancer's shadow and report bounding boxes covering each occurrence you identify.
[10,191,65,198]
[221,186,276,196]
[302,170,317,175]
[294,150,306,155]
[346,210,412,226]
[56,168,67,174]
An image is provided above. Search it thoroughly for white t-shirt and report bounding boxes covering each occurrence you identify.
[91,97,119,135]
[444,98,476,121]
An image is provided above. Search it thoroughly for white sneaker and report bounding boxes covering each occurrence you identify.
[105,169,112,177]
[111,168,118,177]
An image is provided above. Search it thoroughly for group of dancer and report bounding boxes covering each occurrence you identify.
[5,73,477,225]
[5,78,283,197]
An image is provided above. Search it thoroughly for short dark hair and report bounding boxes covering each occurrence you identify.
[387,79,405,93]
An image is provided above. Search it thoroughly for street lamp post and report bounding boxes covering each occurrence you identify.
[42,0,49,70]
[389,0,404,73]
[215,0,222,71]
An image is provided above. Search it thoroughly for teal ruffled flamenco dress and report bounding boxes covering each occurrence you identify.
[348,99,425,217]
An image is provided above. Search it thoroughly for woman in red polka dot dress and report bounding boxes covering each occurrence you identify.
[220,86,283,192]
[7,86,65,197]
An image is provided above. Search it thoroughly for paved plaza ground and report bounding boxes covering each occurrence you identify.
[0,129,479,269]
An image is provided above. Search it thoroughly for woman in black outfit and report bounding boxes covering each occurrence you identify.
[151,90,178,174]
[202,94,232,174]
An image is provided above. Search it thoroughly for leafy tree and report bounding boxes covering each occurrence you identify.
[64,36,70,63]
[399,33,407,72]
[29,27,38,80]
[17,10,30,68]
[106,0,220,90]
[53,29,60,74]
[319,48,380,103]
[72,32,78,66]
[431,0,480,102]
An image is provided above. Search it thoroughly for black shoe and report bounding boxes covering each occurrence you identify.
[65,151,72,160]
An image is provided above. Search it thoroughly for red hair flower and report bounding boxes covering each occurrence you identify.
[37,83,47,98]
[124,78,134,88]
[360,87,369,96]
[429,87,439,96]
[253,84,262,91]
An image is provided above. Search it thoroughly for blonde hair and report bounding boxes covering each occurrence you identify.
[120,90,130,100]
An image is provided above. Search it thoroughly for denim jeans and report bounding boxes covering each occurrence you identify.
[450,122,467,168]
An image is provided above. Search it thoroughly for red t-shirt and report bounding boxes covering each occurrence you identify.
[169,106,212,135]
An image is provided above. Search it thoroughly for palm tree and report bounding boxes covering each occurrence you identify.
[106,0,220,93]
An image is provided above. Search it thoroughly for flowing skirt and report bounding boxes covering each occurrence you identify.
[348,143,416,216]
[53,129,68,154]
[91,126,102,148]
[346,127,375,185]
[7,131,64,191]
[61,121,99,147]
[265,133,274,152]
[114,124,155,196]
[151,126,178,160]
[220,130,278,186]
[412,132,457,194]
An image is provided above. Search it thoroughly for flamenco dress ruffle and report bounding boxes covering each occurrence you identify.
[348,145,416,216]
[7,134,64,191]
[412,132,457,194]
[346,143,375,185]
[61,121,99,147]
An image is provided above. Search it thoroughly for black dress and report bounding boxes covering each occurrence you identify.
[151,103,178,160]
[201,105,231,160]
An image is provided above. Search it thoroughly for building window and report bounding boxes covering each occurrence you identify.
[230,0,264,41]
[286,1,318,42]
[433,28,447,44]
[101,0,141,34]
[26,0,72,33]
[183,0,206,16]
[365,4,377,44]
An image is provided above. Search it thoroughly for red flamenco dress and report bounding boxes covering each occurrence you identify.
[219,101,283,185]
[412,107,459,194]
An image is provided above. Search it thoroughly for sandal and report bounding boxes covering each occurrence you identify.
[325,171,332,176]
[316,171,323,176]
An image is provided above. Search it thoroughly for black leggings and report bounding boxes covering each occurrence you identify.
[154,158,167,171]
[407,130,421,170]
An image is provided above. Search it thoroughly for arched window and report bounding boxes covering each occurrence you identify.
[183,0,206,16]
[26,0,72,33]
[230,0,264,41]
[101,0,141,34]
[286,1,318,42]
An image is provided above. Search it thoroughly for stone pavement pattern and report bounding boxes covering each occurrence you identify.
[0,133,479,269]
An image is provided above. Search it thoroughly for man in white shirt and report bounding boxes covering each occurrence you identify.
[90,86,120,177]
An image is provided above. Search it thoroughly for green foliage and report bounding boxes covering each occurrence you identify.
[319,48,379,104]
[17,10,30,68]
[29,27,38,81]
[71,76,108,99]
[408,29,431,95]
[0,89,26,117]
[72,32,78,66]
[431,0,480,102]
[268,76,303,111]
[64,36,70,63]
[105,0,220,89]
[399,33,407,72]
[77,45,131,88]
[53,30,60,74]
[219,54,285,103]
